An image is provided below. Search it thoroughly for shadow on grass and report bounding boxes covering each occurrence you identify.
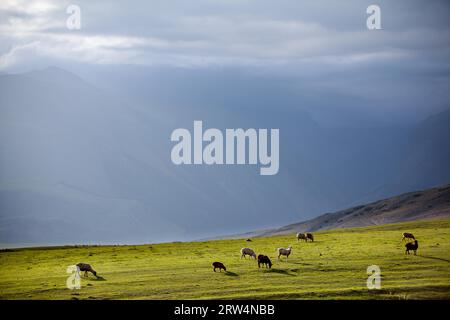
[286,260,303,265]
[89,276,107,281]
[296,241,322,244]
[225,271,239,277]
[262,268,296,276]
[418,255,450,263]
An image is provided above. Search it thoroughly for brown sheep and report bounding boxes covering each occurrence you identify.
[297,233,307,242]
[405,240,418,255]
[212,262,226,272]
[306,233,314,242]
[76,262,97,277]
[402,232,415,241]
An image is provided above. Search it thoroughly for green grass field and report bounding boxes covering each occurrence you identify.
[1,218,449,300]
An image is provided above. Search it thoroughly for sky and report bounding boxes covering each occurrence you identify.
[1,0,450,121]
[1,1,450,244]
[0,0,449,70]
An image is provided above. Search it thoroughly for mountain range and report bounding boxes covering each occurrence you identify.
[224,184,450,239]
[0,66,449,245]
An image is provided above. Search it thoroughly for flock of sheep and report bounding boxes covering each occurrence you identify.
[212,231,419,273]
[212,232,314,273]
[75,231,419,278]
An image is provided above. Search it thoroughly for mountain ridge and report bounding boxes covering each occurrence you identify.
[221,184,450,239]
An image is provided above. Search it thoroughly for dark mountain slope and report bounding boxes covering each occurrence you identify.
[242,184,450,238]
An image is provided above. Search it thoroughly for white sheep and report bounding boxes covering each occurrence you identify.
[277,245,292,261]
[240,247,257,259]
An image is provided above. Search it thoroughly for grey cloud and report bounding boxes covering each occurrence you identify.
[1,0,449,70]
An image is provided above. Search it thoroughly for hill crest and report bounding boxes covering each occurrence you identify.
[233,184,450,238]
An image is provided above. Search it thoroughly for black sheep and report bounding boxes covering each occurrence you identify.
[257,254,272,269]
[405,240,419,255]
[212,262,227,272]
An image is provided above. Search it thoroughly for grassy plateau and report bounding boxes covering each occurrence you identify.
[0,218,449,300]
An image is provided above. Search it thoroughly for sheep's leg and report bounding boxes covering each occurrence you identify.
[213,267,216,272]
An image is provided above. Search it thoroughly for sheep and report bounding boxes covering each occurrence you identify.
[306,233,314,242]
[277,245,292,261]
[240,247,257,259]
[402,232,415,241]
[297,233,307,242]
[405,240,419,255]
[76,262,97,278]
[212,262,227,272]
[257,254,272,269]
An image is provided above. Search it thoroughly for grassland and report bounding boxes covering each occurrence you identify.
[0,218,449,300]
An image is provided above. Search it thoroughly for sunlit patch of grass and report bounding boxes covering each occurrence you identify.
[0,218,449,299]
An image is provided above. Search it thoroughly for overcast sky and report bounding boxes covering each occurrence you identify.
[1,0,449,68]
[1,0,450,119]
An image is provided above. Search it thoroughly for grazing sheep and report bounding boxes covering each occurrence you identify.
[277,245,292,261]
[405,240,419,255]
[297,233,307,242]
[306,233,314,242]
[257,254,272,269]
[240,247,257,259]
[402,232,415,241]
[76,263,97,277]
[212,262,227,272]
